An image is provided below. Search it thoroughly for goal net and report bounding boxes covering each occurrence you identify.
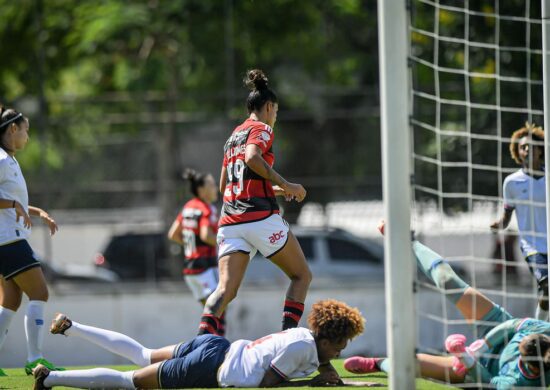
[409,0,547,387]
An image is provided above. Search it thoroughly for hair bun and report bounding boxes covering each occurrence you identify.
[182,168,197,181]
[244,69,268,91]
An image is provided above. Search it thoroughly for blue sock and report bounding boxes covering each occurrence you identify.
[412,241,469,303]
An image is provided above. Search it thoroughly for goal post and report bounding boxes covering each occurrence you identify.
[377,0,417,388]
[542,0,550,312]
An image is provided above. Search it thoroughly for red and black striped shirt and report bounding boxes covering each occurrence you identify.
[176,197,218,274]
[219,118,279,226]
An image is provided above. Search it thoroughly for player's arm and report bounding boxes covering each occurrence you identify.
[490,208,514,231]
[244,144,306,202]
[481,319,523,351]
[490,375,517,389]
[28,205,57,235]
[258,367,288,387]
[199,226,217,246]
[310,362,343,386]
[219,165,227,195]
[0,198,31,227]
[463,319,523,365]
[167,218,183,245]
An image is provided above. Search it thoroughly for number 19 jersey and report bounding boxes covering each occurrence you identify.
[219,118,279,227]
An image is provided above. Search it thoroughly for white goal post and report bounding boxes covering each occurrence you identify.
[377,0,417,389]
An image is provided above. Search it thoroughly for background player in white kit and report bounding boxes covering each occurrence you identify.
[491,123,548,319]
[0,106,61,376]
[34,299,365,389]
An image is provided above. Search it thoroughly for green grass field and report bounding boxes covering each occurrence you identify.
[0,359,456,389]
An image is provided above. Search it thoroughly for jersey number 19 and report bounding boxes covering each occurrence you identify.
[227,159,245,195]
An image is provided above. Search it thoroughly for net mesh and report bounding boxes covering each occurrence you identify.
[409,0,547,387]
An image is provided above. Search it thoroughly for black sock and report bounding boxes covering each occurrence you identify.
[198,314,220,335]
[218,312,226,337]
[282,299,304,330]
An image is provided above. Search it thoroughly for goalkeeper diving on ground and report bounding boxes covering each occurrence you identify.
[345,221,550,389]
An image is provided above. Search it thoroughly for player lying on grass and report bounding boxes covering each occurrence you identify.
[344,221,550,389]
[33,299,364,389]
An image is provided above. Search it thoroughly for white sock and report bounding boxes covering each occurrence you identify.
[44,368,136,389]
[25,300,46,362]
[0,306,16,350]
[536,305,549,321]
[65,321,152,366]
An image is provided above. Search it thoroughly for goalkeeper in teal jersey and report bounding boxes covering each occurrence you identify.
[344,221,550,389]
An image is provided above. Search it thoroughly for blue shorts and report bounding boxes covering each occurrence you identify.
[0,240,40,280]
[525,253,548,285]
[158,334,230,389]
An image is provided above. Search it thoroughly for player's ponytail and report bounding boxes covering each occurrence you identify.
[0,105,26,152]
[244,69,278,113]
[182,168,208,197]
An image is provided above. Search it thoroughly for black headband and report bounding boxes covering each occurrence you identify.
[0,113,23,130]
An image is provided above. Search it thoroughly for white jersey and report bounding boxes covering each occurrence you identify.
[503,169,546,256]
[217,327,319,388]
[0,149,30,245]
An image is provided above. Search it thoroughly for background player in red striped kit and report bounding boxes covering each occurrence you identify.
[168,169,226,335]
[197,69,312,336]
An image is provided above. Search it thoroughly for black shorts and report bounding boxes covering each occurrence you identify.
[0,240,41,280]
[159,335,230,388]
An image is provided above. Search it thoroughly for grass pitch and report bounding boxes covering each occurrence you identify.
[0,359,456,389]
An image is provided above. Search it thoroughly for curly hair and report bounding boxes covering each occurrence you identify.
[307,299,365,342]
[509,122,545,165]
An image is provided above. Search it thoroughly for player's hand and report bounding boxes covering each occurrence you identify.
[272,185,293,201]
[310,372,343,387]
[281,182,306,202]
[490,221,501,232]
[377,220,385,236]
[40,211,58,236]
[14,202,32,229]
[467,338,489,359]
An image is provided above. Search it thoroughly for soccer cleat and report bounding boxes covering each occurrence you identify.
[50,313,72,335]
[33,364,51,390]
[0,368,6,376]
[344,357,381,374]
[25,358,64,376]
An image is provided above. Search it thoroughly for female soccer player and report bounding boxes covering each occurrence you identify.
[167,169,227,335]
[34,299,365,389]
[0,106,62,376]
[197,69,311,336]
[490,123,548,320]
[345,221,550,388]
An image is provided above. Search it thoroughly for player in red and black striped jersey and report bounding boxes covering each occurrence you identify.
[168,169,226,335]
[219,118,278,226]
[197,69,312,337]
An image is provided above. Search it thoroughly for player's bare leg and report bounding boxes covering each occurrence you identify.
[417,354,465,383]
[270,231,312,329]
[150,345,178,363]
[455,288,495,321]
[132,362,163,388]
[198,252,248,334]
[270,231,312,303]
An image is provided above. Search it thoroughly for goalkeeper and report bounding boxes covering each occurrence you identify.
[345,221,550,389]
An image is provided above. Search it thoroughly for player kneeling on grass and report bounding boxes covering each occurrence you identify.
[345,221,550,389]
[33,299,364,389]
